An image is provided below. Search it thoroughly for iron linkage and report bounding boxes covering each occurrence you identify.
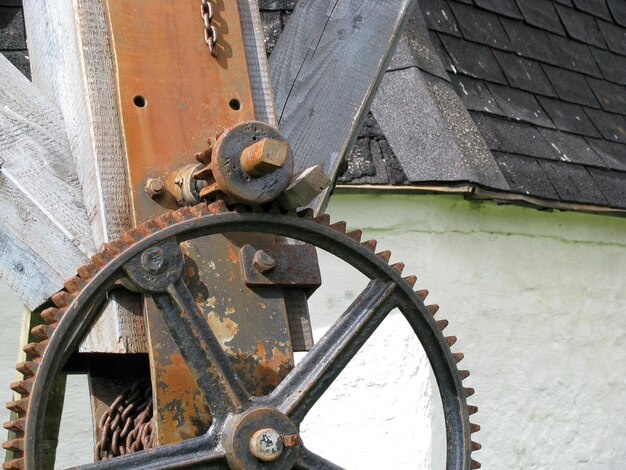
[201,0,219,57]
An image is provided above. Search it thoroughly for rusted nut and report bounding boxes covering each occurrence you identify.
[240,137,289,177]
[252,250,276,273]
[249,428,283,463]
[145,178,165,199]
[281,434,301,447]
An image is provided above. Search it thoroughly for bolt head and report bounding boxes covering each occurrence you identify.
[141,247,166,274]
[240,138,289,177]
[145,178,165,198]
[252,250,277,273]
[249,428,283,462]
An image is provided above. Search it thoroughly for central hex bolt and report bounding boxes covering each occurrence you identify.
[141,247,166,274]
[145,178,165,199]
[253,249,277,273]
[249,428,283,462]
[240,137,289,177]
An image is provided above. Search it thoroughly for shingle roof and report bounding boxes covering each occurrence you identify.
[260,0,626,214]
[418,0,626,211]
[2,1,624,213]
[0,3,29,77]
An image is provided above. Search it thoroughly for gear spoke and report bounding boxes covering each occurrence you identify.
[73,435,226,469]
[151,278,251,419]
[294,446,345,470]
[268,279,398,423]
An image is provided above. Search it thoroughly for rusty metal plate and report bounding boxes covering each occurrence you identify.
[104,0,296,446]
[240,244,321,289]
[105,0,258,222]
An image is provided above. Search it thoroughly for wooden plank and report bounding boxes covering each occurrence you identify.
[23,0,145,353]
[0,55,93,309]
[23,0,133,243]
[269,0,416,213]
[237,0,278,125]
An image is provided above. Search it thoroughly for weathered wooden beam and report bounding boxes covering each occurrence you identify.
[237,0,278,125]
[0,54,93,309]
[23,0,145,353]
[269,0,417,213]
[23,0,133,244]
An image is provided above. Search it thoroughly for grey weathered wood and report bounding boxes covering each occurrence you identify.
[24,0,133,244]
[238,0,278,126]
[270,0,417,213]
[0,55,94,309]
[23,0,144,353]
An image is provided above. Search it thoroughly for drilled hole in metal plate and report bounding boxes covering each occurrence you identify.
[229,98,241,111]
[133,95,147,108]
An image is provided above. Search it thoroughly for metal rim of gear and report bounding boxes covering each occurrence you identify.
[3,200,482,470]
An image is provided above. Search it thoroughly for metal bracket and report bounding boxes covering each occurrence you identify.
[239,244,321,292]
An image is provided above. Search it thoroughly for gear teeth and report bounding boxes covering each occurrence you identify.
[207,199,228,214]
[120,228,144,245]
[468,405,478,415]
[361,239,377,251]
[31,324,50,341]
[190,203,210,217]
[452,352,464,363]
[195,147,213,165]
[346,229,362,242]
[23,340,48,359]
[470,423,481,433]
[392,262,405,274]
[10,380,32,396]
[169,207,191,221]
[6,398,29,415]
[63,277,85,294]
[465,387,475,397]
[51,291,70,308]
[314,214,330,225]
[3,458,24,469]
[3,418,25,433]
[427,304,440,315]
[471,460,481,469]
[76,263,98,280]
[458,370,470,380]
[199,182,221,199]
[416,289,429,300]
[136,220,160,236]
[91,249,115,268]
[15,361,38,378]
[436,319,449,331]
[446,336,457,347]
[2,438,24,452]
[192,165,213,180]
[376,250,391,262]
[471,441,482,451]
[330,221,347,232]
[41,307,61,324]
[403,275,417,287]
[155,211,177,227]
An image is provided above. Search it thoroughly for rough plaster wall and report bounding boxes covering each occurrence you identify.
[311,194,626,469]
[0,194,625,468]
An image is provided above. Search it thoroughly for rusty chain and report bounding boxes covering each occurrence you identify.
[95,380,155,460]
[201,0,219,57]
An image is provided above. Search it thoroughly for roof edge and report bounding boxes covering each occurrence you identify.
[334,183,626,218]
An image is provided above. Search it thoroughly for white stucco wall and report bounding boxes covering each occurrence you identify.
[1,193,625,468]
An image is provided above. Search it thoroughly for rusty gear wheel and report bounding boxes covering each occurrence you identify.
[4,201,481,469]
